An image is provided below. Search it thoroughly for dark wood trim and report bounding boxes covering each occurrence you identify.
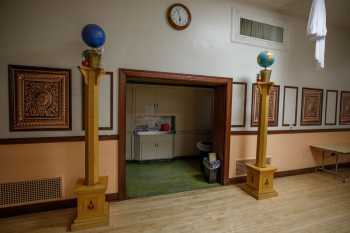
[8,65,72,131]
[251,83,280,127]
[82,71,114,130]
[0,193,119,218]
[118,68,232,199]
[339,90,350,125]
[231,82,247,128]
[0,134,119,145]
[325,90,338,126]
[231,128,350,135]
[300,87,324,126]
[282,86,298,126]
[228,162,350,184]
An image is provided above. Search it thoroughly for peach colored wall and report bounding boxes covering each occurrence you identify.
[229,132,350,178]
[0,140,118,199]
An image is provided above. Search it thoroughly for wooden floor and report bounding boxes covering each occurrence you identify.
[1,170,350,233]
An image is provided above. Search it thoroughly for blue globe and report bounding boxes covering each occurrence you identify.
[81,24,106,48]
[257,51,275,68]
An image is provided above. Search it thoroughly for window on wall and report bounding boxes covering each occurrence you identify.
[240,18,284,43]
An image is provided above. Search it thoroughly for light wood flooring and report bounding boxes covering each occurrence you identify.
[1,170,350,233]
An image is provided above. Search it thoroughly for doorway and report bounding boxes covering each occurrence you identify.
[118,69,232,200]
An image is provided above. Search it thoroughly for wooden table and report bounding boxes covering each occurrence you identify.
[310,144,350,182]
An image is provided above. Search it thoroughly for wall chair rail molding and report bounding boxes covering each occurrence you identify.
[231,82,247,128]
[8,65,72,131]
[251,83,280,127]
[282,86,298,126]
[300,88,323,126]
[231,128,350,135]
[325,90,338,126]
[82,71,114,130]
[0,135,118,145]
[339,91,350,125]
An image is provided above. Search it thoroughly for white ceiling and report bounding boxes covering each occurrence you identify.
[242,0,350,29]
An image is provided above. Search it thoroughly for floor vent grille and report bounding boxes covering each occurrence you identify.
[0,177,62,207]
[236,158,272,176]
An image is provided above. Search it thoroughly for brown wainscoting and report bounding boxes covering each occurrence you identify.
[231,128,350,135]
[228,162,350,184]
[0,135,119,145]
[0,193,119,218]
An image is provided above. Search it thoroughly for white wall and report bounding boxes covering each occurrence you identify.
[0,0,349,138]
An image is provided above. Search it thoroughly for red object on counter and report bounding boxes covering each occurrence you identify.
[160,123,170,131]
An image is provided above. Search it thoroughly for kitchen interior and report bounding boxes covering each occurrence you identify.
[125,81,220,198]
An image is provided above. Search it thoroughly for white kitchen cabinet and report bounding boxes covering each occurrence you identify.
[134,134,174,160]
[135,85,157,115]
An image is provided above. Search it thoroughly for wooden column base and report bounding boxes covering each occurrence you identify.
[71,176,109,231]
[242,164,278,200]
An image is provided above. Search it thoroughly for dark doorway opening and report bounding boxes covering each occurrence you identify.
[118,69,232,200]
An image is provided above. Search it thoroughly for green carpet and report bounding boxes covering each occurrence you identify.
[126,158,220,198]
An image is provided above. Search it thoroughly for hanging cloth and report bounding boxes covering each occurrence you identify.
[307,0,327,68]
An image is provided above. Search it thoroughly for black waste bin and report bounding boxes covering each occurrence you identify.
[202,157,220,183]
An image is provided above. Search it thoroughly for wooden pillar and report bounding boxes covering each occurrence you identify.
[71,66,109,231]
[242,69,278,200]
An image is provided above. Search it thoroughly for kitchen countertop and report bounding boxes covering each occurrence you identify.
[135,131,175,136]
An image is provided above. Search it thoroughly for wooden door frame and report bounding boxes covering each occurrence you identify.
[118,69,232,200]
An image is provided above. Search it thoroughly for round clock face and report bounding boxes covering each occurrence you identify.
[167,4,191,30]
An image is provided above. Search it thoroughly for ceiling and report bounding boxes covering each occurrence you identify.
[241,0,350,29]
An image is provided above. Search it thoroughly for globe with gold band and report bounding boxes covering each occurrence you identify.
[257,51,275,68]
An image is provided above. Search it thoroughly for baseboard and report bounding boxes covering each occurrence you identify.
[0,193,119,218]
[228,162,350,184]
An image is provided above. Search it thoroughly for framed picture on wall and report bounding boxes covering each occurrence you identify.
[300,88,323,126]
[251,84,280,127]
[82,71,114,130]
[339,91,350,125]
[8,65,71,131]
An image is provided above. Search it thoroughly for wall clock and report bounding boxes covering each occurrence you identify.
[167,3,191,30]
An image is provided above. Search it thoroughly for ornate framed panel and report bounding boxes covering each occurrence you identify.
[231,82,247,127]
[82,71,114,130]
[339,91,350,125]
[8,65,71,131]
[282,86,298,126]
[251,84,280,127]
[325,90,338,126]
[300,88,323,126]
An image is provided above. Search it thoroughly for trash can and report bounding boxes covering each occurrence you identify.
[196,141,212,156]
[196,141,213,171]
[202,157,220,183]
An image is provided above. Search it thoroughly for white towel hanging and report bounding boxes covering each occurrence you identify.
[307,0,327,68]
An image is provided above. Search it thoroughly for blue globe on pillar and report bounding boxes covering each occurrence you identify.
[81,24,106,48]
[257,51,275,69]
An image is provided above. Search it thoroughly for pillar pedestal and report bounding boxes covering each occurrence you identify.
[71,176,109,231]
[242,164,278,200]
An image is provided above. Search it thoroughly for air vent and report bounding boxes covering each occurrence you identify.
[236,158,272,176]
[240,18,284,43]
[0,177,62,207]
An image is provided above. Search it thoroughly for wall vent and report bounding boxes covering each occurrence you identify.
[0,177,62,207]
[236,158,271,176]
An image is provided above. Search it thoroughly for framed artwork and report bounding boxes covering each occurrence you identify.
[251,84,280,127]
[8,65,71,131]
[282,86,298,126]
[82,71,114,130]
[231,82,247,127]
[339,91,350,125]
[325,90,338,125]
[300,88,323,126]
